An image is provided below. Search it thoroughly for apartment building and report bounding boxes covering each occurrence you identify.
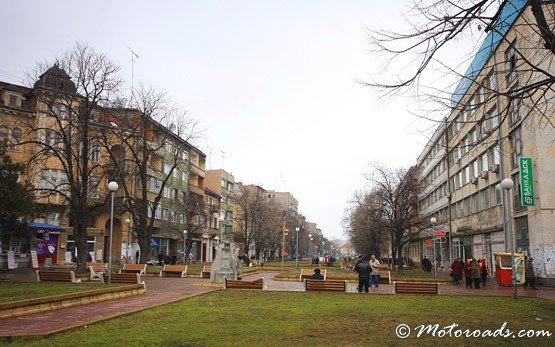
[266,191,298,214]
[0,66,208,268]
[416,0,555,285]
[205,169,235,236]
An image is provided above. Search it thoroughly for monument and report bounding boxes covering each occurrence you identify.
[210,238,242,283]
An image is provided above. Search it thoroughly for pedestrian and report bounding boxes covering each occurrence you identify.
[463,259,473,288]
[471,259,481,289]
[311,268,325,280]
[157,252,164,266]
[188,251,194,264]
[86,252,93,263]
[369,255,381,288]
[479,259,489,286]
[171,252,177,265]
[354,256,371,293]
[523,256,538,289]
[451,258,463,285]
[135,250,140,264]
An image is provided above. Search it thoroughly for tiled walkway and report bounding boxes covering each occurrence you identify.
[0,270,554,337]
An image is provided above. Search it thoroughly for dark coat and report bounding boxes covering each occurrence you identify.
[354,261,372,279]
[463,262,472,279]
[451,260,463,276]
[311,273,324,280]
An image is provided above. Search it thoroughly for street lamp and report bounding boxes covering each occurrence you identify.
[107,181,119,284]
[501,178,518,300]
[430,217,437,278]
[295,227,300,269]
[281,224,288,272]
[183,230,188,264]
[125,218,131,263]
[308,234,312,264]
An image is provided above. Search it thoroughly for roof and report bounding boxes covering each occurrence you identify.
[451,0,527,107]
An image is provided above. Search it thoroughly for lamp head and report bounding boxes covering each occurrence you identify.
[108,181,119,192]
[501,178,514,190]
[295,227,300,232]
[430,217,437,224]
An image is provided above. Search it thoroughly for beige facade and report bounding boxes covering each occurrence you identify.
[416,2,555,284]
[266,191,298,213]
[205,169,235,235]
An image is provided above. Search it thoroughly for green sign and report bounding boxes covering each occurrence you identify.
[519,157,534,206]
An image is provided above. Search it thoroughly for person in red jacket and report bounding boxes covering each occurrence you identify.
[451,258,463,285]
[463,259,473,288]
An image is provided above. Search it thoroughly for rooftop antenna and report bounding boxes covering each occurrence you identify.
[207,145,212,170]
[221,151,226,170]
[127,47,140,103]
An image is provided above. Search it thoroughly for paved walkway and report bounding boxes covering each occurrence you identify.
[1,270,554,338]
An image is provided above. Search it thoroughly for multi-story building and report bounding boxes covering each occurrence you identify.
[266,191,298,214]
[416,0,555,285]
[205,169,235,236]
[0,66,209,268]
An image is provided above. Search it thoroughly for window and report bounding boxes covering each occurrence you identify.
[11,127,22,145]
[90,141,100,163]
[53,104,70,119]
[504,41,517,82]
[147,177,163,193]
[461,137,468,156]
[509,127,522,167]
[221,179,226,188]
[483,188,490,209]
[8,95,18,106]
[508,95,521,126]
[163,163,171,175]
[481,153,488,173]
[512,172,524,210]
[472,161,478,179]
[487,70,497,92]
[494,184,502,205]
[493,143,501,166]
[464,166,470,184]
[88,176,99,198]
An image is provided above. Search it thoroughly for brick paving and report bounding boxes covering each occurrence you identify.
[0,269,554,338]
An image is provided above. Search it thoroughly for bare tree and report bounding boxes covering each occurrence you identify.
[19,43,122,272]
[99,84,198,263]
[364,165,426,270]
[344,191,389,257]
[366,0,555,146]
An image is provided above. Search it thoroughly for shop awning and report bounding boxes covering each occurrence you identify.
[28,223,64,234]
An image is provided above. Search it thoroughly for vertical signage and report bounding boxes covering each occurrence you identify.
[519,157,534,206]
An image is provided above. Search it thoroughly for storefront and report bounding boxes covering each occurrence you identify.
[32,223,64,266]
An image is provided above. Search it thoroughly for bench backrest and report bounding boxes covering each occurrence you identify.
[121,264,147,274]
[110,273,141,284]
[395,281,438,294]
[163,265,187,272]
[225,277,264,290]
[305,279,346,292]
[202,265,211,272]
[36,270,79,283]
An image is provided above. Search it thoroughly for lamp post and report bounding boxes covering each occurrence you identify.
[308,234,312,264]
[183,230,187,264]
[295,227,300,269]
[501,178,518,300]
[321,241,325,258]
[430,217,437,278]
[281,224,287,272]
[125,218,131,263]
[107,181,119,284]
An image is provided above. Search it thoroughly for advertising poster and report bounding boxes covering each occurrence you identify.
[7,251,17,269]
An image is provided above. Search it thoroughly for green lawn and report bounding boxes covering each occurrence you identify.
[13,291,555,346]
[0,282,121,303]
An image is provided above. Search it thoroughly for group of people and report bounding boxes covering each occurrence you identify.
[353,255,382,293]
[450,258,489,289]
[421,257,435,273]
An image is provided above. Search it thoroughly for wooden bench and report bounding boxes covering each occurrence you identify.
[199,265,211,278]
[224,277,264,290]
[87,262,108,281]
[394,281,438,295]
[299,268,327,281]
[305,279,346,292]
[159,265,188,278]
[119,263,147,275]
[36,270,81,283]
[110,273,146,289]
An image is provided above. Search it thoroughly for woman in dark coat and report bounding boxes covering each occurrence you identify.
[451,258,463,285]
[463,259,473,288]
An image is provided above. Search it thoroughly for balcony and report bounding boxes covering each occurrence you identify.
[190,164,205,178]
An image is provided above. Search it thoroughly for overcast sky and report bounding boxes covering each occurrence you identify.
[1,1,472,240]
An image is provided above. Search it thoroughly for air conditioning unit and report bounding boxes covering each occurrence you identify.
[480,171,488,179]
[491,164,500,173]
[471,177,478,185]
